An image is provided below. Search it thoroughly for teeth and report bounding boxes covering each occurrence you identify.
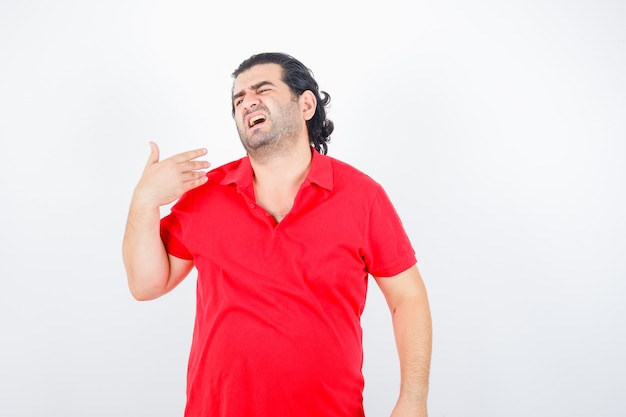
[249,115,266,127]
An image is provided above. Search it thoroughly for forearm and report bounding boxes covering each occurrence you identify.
[391,293,432,416]
[122,200,171,300]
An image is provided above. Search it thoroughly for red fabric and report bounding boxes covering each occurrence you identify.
[160,150,416,417]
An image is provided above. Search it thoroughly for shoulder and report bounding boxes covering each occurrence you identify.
[324,154,382,191]
[205,157,248,182]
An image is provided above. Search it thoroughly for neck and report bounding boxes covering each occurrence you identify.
[250,141,313,191]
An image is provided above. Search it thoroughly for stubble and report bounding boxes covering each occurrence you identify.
[237,98,303,163]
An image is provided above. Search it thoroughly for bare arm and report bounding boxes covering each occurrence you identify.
[375,264,432,417]
[122,142,210,301]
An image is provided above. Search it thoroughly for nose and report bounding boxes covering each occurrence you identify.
[242,93,260,112]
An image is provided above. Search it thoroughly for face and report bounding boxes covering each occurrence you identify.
[232,63,305,156]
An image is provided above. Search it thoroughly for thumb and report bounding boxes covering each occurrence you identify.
[146,141,160,166]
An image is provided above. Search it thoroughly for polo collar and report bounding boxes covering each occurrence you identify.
[304,148,334,191]
[220,156,254,189]
[220,148,334,191]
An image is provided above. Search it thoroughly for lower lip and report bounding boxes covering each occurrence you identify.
[249,122,265,131]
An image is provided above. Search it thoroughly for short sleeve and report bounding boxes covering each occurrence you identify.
[160,190,197,261]
[160,213,193,260]
[363,185,417,277]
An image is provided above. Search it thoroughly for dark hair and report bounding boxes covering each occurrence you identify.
[232,52,334,155]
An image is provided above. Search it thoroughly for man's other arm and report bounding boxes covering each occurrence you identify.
[375,264,432,417]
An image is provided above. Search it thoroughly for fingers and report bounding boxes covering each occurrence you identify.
[134,143,210,207]
[182,170,209,185]
[169,148,210,178]
[172,171,208,197]
[180,159,211,173]
[172,147,208,164]
[146,142,208,167]
[145,143,210,175]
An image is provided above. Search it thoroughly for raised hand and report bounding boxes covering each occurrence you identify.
[132,141,210,208]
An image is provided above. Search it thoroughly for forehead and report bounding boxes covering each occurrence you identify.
[233,63,285,92]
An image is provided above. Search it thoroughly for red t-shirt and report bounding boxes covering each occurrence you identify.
[160,150,416,417]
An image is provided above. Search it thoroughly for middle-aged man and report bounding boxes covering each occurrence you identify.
[122,52,432,417]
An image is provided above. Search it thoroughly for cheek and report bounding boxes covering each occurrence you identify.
[234,114,245,130]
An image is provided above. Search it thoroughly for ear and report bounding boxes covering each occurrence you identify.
[300,90,317,121]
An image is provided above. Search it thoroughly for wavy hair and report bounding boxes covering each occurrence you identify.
[231,52,334,155]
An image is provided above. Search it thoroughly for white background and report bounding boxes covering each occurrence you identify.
[1,1,625,416]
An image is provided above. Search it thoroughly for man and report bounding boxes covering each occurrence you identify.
[122,52,432,417]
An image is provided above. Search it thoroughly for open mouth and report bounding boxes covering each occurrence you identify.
[248,114,266,128]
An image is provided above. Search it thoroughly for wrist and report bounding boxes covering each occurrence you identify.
[391,396,428,417]
[130,187,162,211]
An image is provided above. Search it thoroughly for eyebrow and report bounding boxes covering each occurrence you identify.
[232,81,276,102]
